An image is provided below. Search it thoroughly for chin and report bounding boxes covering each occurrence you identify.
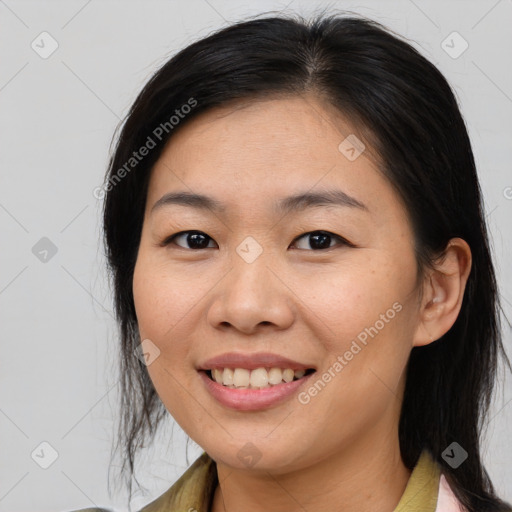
[203,437,309,474]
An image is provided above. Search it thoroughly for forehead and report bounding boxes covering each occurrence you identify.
[145,95,400,222]
[155,94,366,170]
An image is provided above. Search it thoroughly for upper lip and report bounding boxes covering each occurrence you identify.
[197,352,316,371]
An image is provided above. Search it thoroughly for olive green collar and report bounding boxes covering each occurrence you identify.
[139,449,440,512]
[394,449,441,512]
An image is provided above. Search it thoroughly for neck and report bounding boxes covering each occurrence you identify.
[210,427,411,512]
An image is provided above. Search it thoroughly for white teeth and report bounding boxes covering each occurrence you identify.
[222,367,234,386]
[268,367,283,385]
[282,368,294,383]
[213,368,223,384]
[208,367,311,389]
[249,368,269,389]
[233,368,250,388]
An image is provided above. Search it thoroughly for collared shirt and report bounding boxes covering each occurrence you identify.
[137,449,465,512]
[70,449,465,512]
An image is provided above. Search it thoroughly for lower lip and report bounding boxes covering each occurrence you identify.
[199,370,315,411]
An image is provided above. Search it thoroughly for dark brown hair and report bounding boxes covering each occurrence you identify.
[101,10,512,511]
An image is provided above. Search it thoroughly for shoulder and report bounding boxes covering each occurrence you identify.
[64,453,215,512]
[139,452,217,512]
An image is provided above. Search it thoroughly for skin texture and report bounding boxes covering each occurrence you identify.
[132,94,472,512]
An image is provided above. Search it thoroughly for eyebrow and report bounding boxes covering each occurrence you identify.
[150,189,368,216]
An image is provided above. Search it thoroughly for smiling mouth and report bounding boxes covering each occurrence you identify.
[204,367,316,389]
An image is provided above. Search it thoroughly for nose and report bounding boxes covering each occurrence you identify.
[206,252,295,335]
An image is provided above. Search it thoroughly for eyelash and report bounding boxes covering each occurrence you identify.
[161,230,355,251]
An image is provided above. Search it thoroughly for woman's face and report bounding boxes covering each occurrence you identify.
[132,95,425,473]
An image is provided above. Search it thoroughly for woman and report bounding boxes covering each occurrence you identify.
[74,11,512,512]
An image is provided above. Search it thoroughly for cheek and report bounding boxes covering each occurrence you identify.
[132,261,170,340]
[132,249,201,340]
[299,252,417,395]
[296,254,408,346]
[132,251,193,371]
[132,253,200,424]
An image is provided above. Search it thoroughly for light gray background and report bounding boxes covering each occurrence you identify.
[1,0,511,511]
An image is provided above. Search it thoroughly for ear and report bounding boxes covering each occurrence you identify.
[412,237,472,347]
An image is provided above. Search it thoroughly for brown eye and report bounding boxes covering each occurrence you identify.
[163,230,217,250]
[291,231,353,250]
[162,229,354,251]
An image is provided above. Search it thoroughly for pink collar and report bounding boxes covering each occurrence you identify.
[435,474,467,512]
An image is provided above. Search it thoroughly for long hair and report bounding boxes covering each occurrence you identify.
[101,10,512,511]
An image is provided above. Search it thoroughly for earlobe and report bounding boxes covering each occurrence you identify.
[412,238,472,348]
